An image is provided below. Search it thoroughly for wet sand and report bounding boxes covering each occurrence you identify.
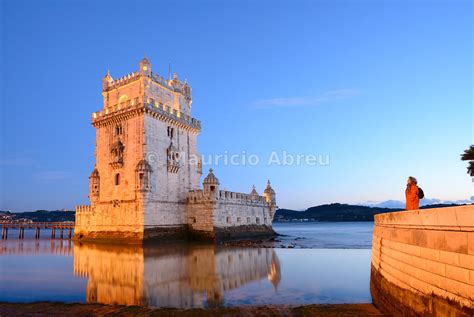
[0,302,384,316]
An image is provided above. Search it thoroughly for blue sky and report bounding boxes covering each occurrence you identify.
[0,0,472,211]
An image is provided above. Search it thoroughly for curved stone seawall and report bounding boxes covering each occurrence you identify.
[371,205,474,316]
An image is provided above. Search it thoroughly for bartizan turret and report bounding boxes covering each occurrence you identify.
[203,169,219,200]
[139,56,151,76]
[89,167,100,204]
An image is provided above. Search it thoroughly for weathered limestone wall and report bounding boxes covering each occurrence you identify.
[214,200,273,227]
[143,114,201,230]
[75,111,146,241]
[95,115,144,202]
[75,202,144,240]
[187,189,276,239]
[371,205,474,316]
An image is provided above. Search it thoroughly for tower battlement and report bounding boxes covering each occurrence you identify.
[102,58,192,99]
[103,71,191,97]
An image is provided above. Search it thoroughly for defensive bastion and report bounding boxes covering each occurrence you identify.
[371,205,474,316]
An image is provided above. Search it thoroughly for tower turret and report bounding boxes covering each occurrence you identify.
[250,185,259,201]
[263,180,276,206]
[139,56,151,76]
[89,167,100,203]
[102,70,113,91]
[203,169,219,198]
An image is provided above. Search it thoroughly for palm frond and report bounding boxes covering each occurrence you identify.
[468,161,474,177]
[461,145,474,161]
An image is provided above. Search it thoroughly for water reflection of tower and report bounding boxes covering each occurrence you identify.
[268,252,281,293]
[73,243,282,308]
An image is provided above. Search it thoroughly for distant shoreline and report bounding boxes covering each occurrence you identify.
[1,203,467,224]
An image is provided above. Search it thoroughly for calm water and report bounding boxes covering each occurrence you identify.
[0,222,374,308]
[273,222,374,248]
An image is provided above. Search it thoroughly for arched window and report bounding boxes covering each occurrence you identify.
[115,173,120,186]
[167,126,174,139]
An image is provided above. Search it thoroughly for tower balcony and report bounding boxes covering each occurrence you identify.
[92,101,201,131]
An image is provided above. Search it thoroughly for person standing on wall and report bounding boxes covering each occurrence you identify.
[406,176,423,210]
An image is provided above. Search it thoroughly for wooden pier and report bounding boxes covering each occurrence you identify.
[1,222,74,240]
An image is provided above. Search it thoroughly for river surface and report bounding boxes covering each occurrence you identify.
[0,222,374,308]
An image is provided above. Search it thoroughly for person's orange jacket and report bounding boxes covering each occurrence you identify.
[405,184,419,210]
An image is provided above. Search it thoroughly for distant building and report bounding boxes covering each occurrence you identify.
[75,57,277,242]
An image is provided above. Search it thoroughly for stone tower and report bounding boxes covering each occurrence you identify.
[76,57,277,243]
[75,57,202,241]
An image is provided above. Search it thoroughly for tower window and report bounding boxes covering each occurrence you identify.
[115,173,120,186]
[167,126,174,139]
[115,124,123,135]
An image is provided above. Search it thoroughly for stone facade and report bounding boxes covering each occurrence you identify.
[371,205,474,316]
[75,57,277,242]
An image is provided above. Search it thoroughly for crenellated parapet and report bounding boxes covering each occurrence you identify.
[103,71,140,91]
[76,205,94,213]
[188,169,275,208]
[186,169,277,234]
[103,71,191,97]
[187,189,270,206]
[102,58,191,99]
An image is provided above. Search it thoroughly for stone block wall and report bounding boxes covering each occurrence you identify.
[75,200,144,242]
[186,189,276,239]
[371,205,474,316]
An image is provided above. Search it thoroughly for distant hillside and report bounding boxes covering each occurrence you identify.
[0,210,75,222]
[0,203,468,223]
[275,203,399,222]
[366,199,472,209]
[275,203,469,222]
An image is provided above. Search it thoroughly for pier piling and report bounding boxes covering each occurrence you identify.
[1,222,73,240]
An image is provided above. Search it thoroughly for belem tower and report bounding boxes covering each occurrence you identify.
[75,57,277,242]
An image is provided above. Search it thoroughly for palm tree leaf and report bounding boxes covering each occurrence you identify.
[461,145,474,161]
